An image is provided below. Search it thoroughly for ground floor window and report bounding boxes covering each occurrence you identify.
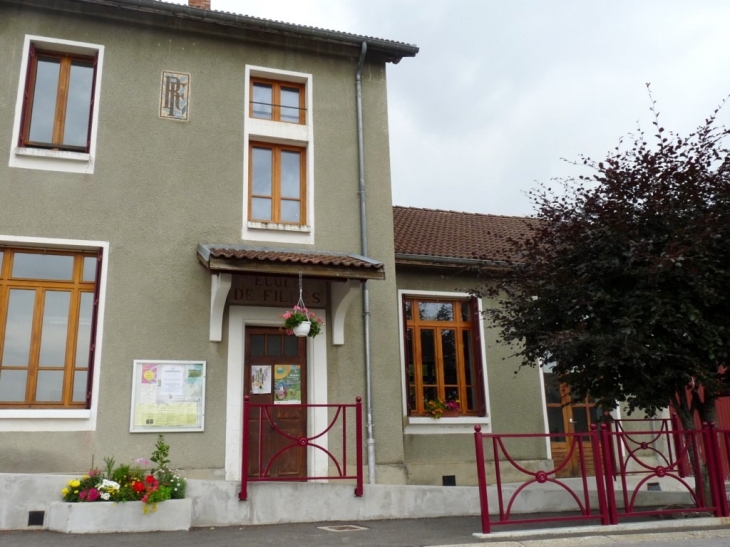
[403,296,484,417]
[0,247,100,408]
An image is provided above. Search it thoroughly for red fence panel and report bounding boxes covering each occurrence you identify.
[239,397,363,500]
[473,420,730,534]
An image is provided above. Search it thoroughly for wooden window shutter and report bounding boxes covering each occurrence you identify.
[18,43,36,146]
[84,248,103,409]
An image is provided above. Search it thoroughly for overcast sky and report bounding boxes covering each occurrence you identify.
[169,0,730,216]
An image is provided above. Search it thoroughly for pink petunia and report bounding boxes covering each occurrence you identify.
[87,488,100,502]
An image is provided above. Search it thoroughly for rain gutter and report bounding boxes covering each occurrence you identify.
[355,41,377,486]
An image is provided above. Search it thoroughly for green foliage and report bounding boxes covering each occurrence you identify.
[481,87,730,422]
[150,434,170,472]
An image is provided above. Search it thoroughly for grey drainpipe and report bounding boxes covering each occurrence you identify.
[356,41,376,486]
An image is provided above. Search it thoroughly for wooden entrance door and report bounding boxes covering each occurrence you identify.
[245,327,307,479]
[543,370,600,477]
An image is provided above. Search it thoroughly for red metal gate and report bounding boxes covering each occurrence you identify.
[474,422,730,534]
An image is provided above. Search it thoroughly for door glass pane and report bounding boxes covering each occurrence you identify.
[63,61,94,147]
[0,250,4,271]
[252,83,272,119]
[441,329,457,384]
[251,198,272,221]
[73,370,87,402]
[283,336,298,357]
[573,406,589,433]
[12,253,73,280]
[423,386,437,405]
[409,386,416,412]
[462,330,473,385]
[461,301,470,321]
[250,335,265,357]
[419,302,453,321]
[280,151,301,198]
[267,335,282,357]
[420,329,436,384]
[405,329,414,383]
[547,407,566,442]
[1,289,36,367]
[39,291,70,367]
[0,370,27,402]
[543,372,562,404]
[82,255,97,282]
[252,147,272,195]
[35,370,64,402]
[280,200,301,223]
[75,292,93,368]
[404,300,412,320]
[280,87,300,123]
[28,57,61,144]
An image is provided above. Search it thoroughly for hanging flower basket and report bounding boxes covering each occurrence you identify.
[292,320,311,337]
[281,306,323,338]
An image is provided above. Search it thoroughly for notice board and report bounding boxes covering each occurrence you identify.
[130,360,206,433]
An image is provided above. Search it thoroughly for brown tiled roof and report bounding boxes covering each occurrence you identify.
[393,206,538,265]
[206,247,381,269]
[197,244,385,280]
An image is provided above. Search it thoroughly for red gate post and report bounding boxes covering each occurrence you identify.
[473,425,491,534]
[239,396,250,501]
[702,422,728,517]
[590,424,610,525]
[599,423,618,524]
[355,396,364,497]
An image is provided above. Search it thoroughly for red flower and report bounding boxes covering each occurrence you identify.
[144,475,156,485]
[132,481,145,493]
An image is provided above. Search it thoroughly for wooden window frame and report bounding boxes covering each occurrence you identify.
[18,46,98,153]
[249,77,306,125]
[403,296,485,418]
[0,248,100,409]
[249,142,307,225]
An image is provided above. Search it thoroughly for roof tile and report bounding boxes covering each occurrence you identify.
[393,206,537,264]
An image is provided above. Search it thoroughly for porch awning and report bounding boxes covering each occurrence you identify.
[197,244,385,281]
[198,244,384,345]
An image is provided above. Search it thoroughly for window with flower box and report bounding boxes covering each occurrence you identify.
[403,296,485,418]
[0,248,101,408]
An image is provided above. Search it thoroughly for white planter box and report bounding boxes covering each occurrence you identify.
[47,498,192,533]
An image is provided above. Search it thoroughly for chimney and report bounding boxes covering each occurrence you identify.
[188,0,211,9]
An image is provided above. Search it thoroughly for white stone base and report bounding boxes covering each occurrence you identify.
[47,499,192,533]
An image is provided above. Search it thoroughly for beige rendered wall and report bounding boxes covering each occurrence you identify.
[395,266,548,485]
[0,2,404,479]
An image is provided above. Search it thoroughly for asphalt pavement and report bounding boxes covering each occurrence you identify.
[2,516,730,547]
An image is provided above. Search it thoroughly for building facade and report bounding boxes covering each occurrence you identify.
[0,0,557,529]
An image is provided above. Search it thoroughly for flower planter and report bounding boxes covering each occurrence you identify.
[47,498,192,533]
[292,320,311,337]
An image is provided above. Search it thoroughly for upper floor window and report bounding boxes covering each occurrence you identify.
[403,297,484,418]
[20,47,98,153]
[0,248,100,409]
[9,36,104,174]
[250,78,305,124]
[249,142,306,224]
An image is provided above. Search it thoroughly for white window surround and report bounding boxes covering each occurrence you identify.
[0,235,109,432]
[8,35,104,174]
[224,305,328,481]
[398,289,492,435]
[242,66,314,244]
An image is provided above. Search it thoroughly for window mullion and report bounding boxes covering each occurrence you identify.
[412,325,424,415]
[27,288,45,404]
[455,325,466,411]
[273,83,281,122]
[63,257,83,405]
[52,56,72,146]
[435,326,445,401]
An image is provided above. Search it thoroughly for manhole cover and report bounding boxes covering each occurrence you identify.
[318,524,369,532]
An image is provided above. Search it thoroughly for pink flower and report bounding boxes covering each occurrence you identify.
[87,488,100,502]
[285,329,293,335]
[79,491,87,501]
[283,311,291,319]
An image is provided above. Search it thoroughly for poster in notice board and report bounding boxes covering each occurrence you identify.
[129,360,206,433]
